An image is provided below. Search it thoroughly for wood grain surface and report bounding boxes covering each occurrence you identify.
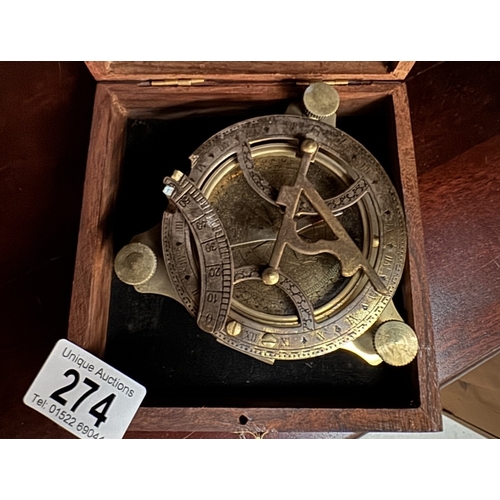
[126,407,436,433]
[102,81,395,119]
[86,61,414,83]
[0,62,96,439]
[417,134,500,385]
[406,62,500,386]
[390,85,440,427]
[124,431,363,439]
[407,61,500,175]
[0,62,95,285]
[67,85,127,357]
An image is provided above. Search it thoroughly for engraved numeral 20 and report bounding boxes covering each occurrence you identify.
[208,266,221,277]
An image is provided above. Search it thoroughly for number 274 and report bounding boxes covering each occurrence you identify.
[50,369,115,428]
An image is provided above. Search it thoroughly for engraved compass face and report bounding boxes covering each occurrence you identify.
[159,114,407,363]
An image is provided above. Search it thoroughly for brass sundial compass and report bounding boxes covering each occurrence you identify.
[114,83,419,367]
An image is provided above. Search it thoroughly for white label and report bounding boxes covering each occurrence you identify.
[23,339,146,439]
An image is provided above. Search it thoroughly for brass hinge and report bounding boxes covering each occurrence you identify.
[138,78,205,87]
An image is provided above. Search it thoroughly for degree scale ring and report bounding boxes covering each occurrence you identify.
[163,173,233,334]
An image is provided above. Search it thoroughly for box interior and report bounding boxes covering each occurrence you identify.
[103,92,420,409]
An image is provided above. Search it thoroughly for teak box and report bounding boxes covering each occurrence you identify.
[68,62,441,435]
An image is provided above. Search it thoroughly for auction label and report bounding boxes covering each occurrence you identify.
[23,339,146,439]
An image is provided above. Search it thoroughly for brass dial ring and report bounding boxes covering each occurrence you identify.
[162,115,407,361]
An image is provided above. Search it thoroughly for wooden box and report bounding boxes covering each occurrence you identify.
[68,62,441,435]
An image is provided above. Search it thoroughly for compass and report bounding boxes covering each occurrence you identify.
[114,83,419,367]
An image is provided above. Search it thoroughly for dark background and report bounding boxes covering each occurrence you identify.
[1,62,500,438]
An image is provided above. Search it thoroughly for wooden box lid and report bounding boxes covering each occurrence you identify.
[86,61,414,83]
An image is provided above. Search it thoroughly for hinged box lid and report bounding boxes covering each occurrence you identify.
[85,61,414,84]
